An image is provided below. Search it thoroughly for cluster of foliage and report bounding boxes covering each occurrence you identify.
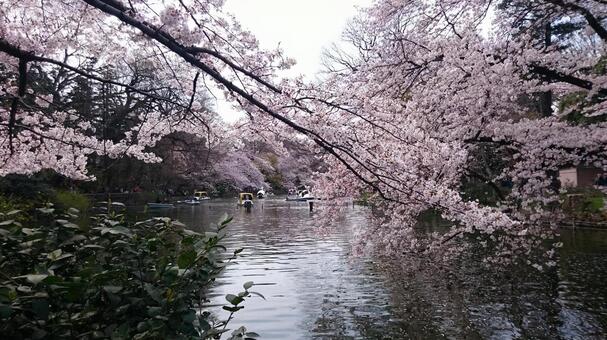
[1,0,607,267]
[0,204,259,339]
[562,187,606,222]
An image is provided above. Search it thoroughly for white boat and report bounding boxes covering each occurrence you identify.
[256,189,266,199]
[286,189,315,201]
[182,199,201,205]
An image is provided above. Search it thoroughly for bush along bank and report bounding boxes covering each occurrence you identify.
[0,204,260,339]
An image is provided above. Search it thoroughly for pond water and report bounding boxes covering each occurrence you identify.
[141,197,607,339]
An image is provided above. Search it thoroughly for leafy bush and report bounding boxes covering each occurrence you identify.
[0,195,33,224]
[0,204,259,339]
[562,188,605,215]
[53,190,91,212]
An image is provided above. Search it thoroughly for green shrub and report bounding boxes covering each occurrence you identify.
[0,204,259,339]
[0,195,33,224]
[53,190,90,212]
[562,188,605,214]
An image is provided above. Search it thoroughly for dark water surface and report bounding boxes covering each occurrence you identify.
[141,197,607,339]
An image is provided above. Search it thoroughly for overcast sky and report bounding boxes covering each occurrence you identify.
[216,0,373,121]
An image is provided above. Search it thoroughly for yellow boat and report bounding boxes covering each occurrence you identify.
[193,190,210,201]
[238,193,254,207]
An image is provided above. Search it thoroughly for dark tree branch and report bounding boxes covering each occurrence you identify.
[8,58,28,153]
[0,38,193,111]
[529,64,607,97]
[544,0,607,41]
[186,46,282,94]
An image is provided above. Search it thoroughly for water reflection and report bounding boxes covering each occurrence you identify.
[141,197,607,339]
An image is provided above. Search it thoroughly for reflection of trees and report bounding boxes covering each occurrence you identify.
[366,240,607,340]
[185,204,607,339]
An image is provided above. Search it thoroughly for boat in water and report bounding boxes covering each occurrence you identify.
[181,199,201,205]
[286,189,315,202]
[256,189,266,199]
[238,192,254,211]
[193,191,210,201]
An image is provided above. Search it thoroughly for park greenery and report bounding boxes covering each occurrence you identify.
[0,203,260,339]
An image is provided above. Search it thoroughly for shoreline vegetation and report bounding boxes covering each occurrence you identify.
[0,202,261,339]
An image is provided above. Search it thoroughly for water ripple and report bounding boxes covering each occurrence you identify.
[149,197,607,339]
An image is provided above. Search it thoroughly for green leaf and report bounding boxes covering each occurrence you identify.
[37,207,55,214]
[183,229,202,237]
[172,220,186,228]
[225,294,244,305]
[47,249,62,260]
[222,305,243,313]
[21,228,36,235]
[60,235,87,246]
[245,332,260,338]
[243,281,254,290]
[107,220,120,227]
[0,304,12,318]
[147,306,162,317]
[16,274,49,285]
[98,226,132,236]
[0,219,15,226]
[54,253,74,261]
[6,209,21,216]
[112,240,130,247]
[204,232,218,238]
[177,249,196,269]
[16,285,31,294]
[220,216,233,226]
[32,299,50,320]
[61,222,80,229]
[234,248,244,255]
[181,236,195,246]
[103,286,123,293]
[182,310,196,323]
[42,276,63,284]
[82,244,104,250]
[144,284,163,303]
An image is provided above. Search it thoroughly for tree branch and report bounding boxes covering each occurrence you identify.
[8,58,28,153]
[544,0,607,41]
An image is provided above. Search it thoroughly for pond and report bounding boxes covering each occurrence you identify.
[139,197,607,339]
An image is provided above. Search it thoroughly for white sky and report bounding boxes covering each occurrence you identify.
[216,0,373,122]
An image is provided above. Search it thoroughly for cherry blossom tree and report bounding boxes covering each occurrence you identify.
[309,0,607,264]
[1,0,606,266]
